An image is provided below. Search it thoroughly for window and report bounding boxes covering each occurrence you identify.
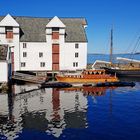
[52,27,59,39]
[52,32,59,39]
[23,52,27,57]
[21,62,26,67]
[40,62,45,67]
[39,52,43,57]
[75,52,79,58]
[23,43,27,48]
[75,44,79,49]
[73,62,78,67]
[5,26,13,39]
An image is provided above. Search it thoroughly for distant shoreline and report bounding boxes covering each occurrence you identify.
[88,53,133,55]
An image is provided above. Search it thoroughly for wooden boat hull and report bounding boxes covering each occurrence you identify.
[55,75,119,83]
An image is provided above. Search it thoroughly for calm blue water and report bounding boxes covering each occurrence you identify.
[87,53,140,64]
[0,84,140,140]
[0,54,140,140]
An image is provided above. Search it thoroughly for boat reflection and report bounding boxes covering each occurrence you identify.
[57,86,116,96]
[0,84,115,139]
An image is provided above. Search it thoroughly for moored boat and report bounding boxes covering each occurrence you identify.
[92,28,140,77]
[103,67,140,77]
[55,69,119,84]
[102,57,140,77]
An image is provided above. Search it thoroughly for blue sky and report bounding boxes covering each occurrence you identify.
[0,0,140,54]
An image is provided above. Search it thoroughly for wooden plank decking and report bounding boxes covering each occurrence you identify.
[12,72,46,84]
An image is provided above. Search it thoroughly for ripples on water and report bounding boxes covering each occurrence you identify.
[0,80,140,140]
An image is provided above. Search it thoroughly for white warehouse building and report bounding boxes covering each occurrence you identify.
[0,45,10,83]
[0,14,88,75]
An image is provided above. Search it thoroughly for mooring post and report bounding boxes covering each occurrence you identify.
[52,71,55,81]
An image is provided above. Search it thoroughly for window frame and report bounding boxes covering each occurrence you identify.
[5,26,13,39]
[21,62,26,67]
[73,62,78,67]
[23,52,27,57]
[40,62,45,67]
[75,44,79,49]
[39,52,43,58]
[23,43,27,48]
[75,52,79,58]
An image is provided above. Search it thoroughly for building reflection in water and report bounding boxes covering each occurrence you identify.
[0,84,114,139]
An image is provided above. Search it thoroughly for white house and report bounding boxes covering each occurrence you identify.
[0,45,11,83]
[0,14,88,75]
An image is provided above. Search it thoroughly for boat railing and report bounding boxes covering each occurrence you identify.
[59,71,82,76]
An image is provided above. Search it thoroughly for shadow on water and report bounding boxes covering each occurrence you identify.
[119,77,140,82]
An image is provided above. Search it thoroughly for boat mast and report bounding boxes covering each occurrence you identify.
[110,28,113,65]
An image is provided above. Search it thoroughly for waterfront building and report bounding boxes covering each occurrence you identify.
[0,45,11,83]
[0,14,87,78]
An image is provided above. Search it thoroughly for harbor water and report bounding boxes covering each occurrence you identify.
[87,53,140,64]
[0,54,140,140]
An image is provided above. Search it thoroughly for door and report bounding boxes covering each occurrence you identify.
[52,44,59,71]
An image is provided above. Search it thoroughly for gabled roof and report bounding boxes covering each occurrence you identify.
[0,15,88,42]
[0,45,8,61]
[46,16,66,28]
[0,14,19,27]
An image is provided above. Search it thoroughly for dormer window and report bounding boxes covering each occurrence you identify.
[5,26,13,39]
[52,27,59,40]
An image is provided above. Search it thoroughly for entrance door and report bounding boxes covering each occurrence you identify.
[52,44,59,71]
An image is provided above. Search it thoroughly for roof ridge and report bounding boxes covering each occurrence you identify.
[0,15,86,20]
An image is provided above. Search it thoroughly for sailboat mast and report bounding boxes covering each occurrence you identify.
[110,28,113,65]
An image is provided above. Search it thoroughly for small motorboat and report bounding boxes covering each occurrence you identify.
[55,69,119,84]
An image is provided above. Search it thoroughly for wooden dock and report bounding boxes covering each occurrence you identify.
[12,72,46,84]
